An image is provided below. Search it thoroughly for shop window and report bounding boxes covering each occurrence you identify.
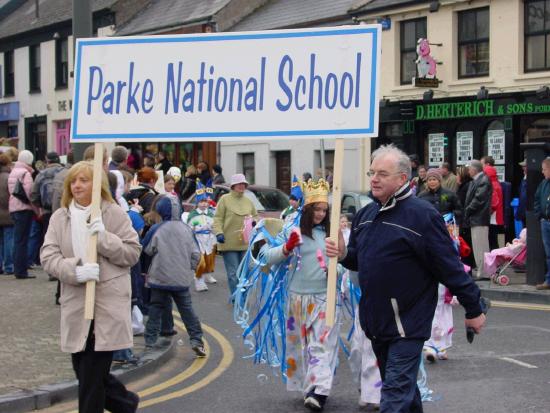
[525,118,550,141]
[525,0,550,71]
[400,18,427,85]
[29,44,41,92]
[3,50,14,96]
[55,37,69,88]
[241,153,255,184]
[458,8,489,78]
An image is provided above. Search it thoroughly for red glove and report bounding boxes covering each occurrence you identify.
[284,231,301,255]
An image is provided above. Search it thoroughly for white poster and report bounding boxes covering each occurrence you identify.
[71,26,381,142]
[456,131,473,165]
[495,165,505,182]
[428,133,445,166]
[487,130,505,164]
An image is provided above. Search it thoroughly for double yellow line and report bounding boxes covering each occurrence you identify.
[490,300,550,312]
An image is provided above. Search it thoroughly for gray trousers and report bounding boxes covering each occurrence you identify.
[471,226,489,275]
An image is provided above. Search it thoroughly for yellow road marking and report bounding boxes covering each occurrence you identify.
[138,319,209,398]
[138,322,234,408]
[64,316,233,412]
[491,300,550,312]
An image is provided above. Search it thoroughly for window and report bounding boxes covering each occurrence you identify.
[55,37,68,88]
[400,18,427,84]
[525,1,550,72]
[29,44,41,91]
[3,50,14,96]
[241,153,255,184]
[458,8,489,78]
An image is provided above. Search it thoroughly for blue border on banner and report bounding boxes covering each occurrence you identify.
[72,28,379,140]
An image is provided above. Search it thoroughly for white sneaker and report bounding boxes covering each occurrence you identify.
[204,273,217,284]
[423,347,437,363]
[194,278,208,292]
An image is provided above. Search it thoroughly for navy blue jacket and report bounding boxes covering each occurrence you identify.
[341,184,482,342]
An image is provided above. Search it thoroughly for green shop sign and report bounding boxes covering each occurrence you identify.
[416,99,550,120]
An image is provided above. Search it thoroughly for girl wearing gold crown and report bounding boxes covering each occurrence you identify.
[234,178,341,412]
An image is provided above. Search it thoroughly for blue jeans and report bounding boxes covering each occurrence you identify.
[222,250,245,296]
[371,338,425,413]
[10,210,33,277]
[541,220,550,284]
[27,219,43,266]
[145,287,203,347]
[0,226,14,273]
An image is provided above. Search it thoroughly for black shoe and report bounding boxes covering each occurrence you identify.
[160,330,177,337]
[304,392,327,411]
[128,391,139,412]
[15,274,36,279]
[192,344,207,357]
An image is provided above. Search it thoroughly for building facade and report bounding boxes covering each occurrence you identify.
[353,0,550,191]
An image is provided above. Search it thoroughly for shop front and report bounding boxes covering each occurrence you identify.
[0,102,19,144]
[377,91,550,190]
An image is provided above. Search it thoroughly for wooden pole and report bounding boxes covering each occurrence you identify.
[326,138,344,327]
[84,142,104,320]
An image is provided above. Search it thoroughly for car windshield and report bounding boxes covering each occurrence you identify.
[243,190,265,211]
[249,188,289,211]
[359,194,373,208]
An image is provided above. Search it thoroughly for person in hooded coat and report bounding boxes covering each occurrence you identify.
[142,197,206,357]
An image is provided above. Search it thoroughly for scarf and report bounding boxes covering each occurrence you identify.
[69,200,92,263]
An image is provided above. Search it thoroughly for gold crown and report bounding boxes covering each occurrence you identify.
[302,178,330,205]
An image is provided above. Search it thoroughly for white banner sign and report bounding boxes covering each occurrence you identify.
[428,133,445,166]
[456,131,473,165]
[71,26,381,142]
[487,130,505,164]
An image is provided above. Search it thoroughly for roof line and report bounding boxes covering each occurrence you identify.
[117,16,212,36]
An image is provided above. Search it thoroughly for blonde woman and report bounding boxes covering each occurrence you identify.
[40,161,141,413]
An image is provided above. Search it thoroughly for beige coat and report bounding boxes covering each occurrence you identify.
[40,200,141,353]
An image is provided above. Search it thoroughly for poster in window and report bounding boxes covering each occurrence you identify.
[456,131,473,165]
[428,133,445,166]
[495,165,505,182]
[487,130,505,164]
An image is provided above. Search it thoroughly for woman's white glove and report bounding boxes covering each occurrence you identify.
[87,217,105,236]
[75,263,100,283]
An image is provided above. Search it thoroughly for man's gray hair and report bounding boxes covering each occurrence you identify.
[469,160,483,173]
[371,144,412,179]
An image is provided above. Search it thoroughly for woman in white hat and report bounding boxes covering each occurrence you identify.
[213,173,257,297]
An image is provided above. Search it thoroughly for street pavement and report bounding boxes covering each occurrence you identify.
[24,256,550,413]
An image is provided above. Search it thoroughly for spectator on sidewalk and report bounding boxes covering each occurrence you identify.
[154,151,172,176]
[51,151,74,213]
[481,155,495,167]
[417,168,461,217]
[109,145,131,210]
[516,159,527,226]
[411,164,427,195]
[440,162,459,193]
[7,150,37,279]
[535,158,550,290]
[0,154,14,275]
[212,164,225,184]
[40,160,141,413]
[484,165,504,251]
[464,160,493,278]
[213,173,257,297]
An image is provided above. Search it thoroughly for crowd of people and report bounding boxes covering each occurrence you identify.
[2,140,549,413]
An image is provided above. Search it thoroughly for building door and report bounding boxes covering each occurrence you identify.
[275,151,291,193]
[55,120,71,155]
[25,116,47,162]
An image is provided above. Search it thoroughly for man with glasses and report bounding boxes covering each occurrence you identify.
[326,144,485,412]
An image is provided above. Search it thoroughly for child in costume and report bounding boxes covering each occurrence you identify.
[280,175,302,223]
[340,211,381,410]
[234,179,340,412]
[187,180,217,291]
[423,213,460,362]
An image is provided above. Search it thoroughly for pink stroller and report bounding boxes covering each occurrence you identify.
[483,229,527,286]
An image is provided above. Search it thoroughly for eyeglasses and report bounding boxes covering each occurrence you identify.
[366,170,404,179]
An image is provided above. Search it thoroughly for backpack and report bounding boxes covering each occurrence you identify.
[37,166,64,210]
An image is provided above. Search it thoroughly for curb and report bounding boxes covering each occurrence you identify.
[480,287,550,305]
[0,339,177,413]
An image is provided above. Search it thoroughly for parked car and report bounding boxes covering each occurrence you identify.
[182,184,289,219]
[329,191,373,220]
